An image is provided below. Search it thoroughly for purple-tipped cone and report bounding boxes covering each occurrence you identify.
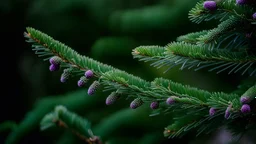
[203,1,217,11]
[130,98,143,109]
[150,101,159,109]
[49,64,59,72]
[77,76,88,87]
[49,56,61,65]
[224,106,231,119]
[60,75,67,83]
[87,81,100,95]
[253,12,256,19]
[77,80,85,87]
[85,70,94,78]
[106,92,120,105]
[209,107,216,116]
[240,96,250,104]
[60,68,72,83]
[166,97,175,105]
[241,104,251,113]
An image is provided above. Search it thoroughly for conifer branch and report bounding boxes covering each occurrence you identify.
[197,16,241,44]
[24,26,256,140]
[132,43,256,75]
[4,90,103,144]
[41,105,102,144]
[188,0,253,24]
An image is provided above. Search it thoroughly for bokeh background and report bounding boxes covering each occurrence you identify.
[0,0,250,144]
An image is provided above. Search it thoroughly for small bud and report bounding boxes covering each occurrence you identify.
[49,64,59,71]
[166,97,175,105]
[130,98,143,109]
[240,96,250,104]
[203,1,217,11]
[60,68,72,83]
[241,104,251,113]
[209,107,216,116]
[236,0,247,5]
[49,56,61,65]
[106,92,120,105]
[88,81,100,95]
[253,12,256,20]
[85,70,94,78]
[224,106,231,119]
[150,101,159,109]
[77,76,88,87]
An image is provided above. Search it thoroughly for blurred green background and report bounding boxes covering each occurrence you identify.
[0,0,245,143]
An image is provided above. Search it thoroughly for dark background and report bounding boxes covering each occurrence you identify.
[0,0,246,143]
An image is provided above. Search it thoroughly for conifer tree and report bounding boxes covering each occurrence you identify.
[2,0,256,143]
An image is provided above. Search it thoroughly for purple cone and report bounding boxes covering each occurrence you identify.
[49,64,59,71]
[150,101,159,109]
[203,1,217,11]
[87,81,100,95]
[60,69,72,83]
[240,96,250,104]
[49,56,61,65]
[253,12,256,19]
[77,80,85,87]
[85,70,94,78]
[236,0,247,5]
[166,97,175,105]
[60,76,67,83]
[106,92,120,105]
[77,76,88,87]
[209,107,216,116]
[241,104,251,113]
[130,98,143,109]
[224,106,231,119]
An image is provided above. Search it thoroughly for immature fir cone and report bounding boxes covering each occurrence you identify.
[166,97,175,105]
[88,81,100,95]
[236,0,247,5]
[209,107,216,116]
[241,104,251,113]
[253,12,256,19]
[85,70,94,78]
[130,98,143,109]
[60,68,72,83]
[203,1,217,11]
[77,76,88,87]
[240,96,250,104]
[49,64,59,71]
[150,101,159,109]
[49,56,61,65]
[106,92,120,105]
[224,106,231,119]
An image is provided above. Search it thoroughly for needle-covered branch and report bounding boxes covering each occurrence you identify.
[41,105,102,144]
[132,43,256,75]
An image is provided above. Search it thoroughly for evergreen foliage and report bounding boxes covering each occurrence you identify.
[3,0,256,143]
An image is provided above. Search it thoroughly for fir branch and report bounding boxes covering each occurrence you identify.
[188,0,252,24]
[4,90,103,144]
[25,27,158,100]
[41,105,102,144]
[166,42,254,62]
[25,27,114,77]
[24,26,256,140]
[197,17,241,44]
[133,42,256,75]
